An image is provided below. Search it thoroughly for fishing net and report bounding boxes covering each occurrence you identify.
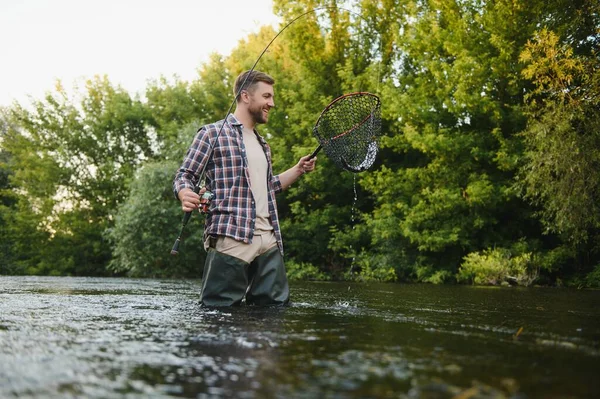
[312,92,382,172]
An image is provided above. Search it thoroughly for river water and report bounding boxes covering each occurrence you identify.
[0,276,599,398]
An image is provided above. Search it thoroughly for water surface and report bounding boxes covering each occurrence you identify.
[1,276,599,398]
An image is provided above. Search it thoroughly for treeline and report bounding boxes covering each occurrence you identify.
[1,0,599,287]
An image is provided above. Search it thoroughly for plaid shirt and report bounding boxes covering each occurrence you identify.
[173,114,284,253]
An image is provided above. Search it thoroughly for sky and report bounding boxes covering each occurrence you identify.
[0,0,280,107]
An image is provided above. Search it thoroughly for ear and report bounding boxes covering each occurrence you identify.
[239,90,251,104]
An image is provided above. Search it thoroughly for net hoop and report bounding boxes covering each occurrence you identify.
[313,92,382,172]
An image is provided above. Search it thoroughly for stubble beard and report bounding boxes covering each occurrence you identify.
[249,103,268,125]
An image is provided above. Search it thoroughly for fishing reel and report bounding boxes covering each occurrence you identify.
[199,190,215,214]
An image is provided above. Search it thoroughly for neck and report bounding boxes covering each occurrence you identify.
[233,108,255,131]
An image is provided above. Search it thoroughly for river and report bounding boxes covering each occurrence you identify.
[1,276,599,398]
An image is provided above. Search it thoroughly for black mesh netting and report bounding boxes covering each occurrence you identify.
[313,92,382,172]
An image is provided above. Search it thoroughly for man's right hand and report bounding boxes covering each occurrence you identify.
[178,187,207,212]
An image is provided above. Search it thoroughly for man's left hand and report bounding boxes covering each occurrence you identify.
[298,155,317,174]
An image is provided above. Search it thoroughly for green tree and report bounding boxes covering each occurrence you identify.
[360,0,552,281]
[518,27,600,278]
[0,128,18,274]
[4,76,155,275]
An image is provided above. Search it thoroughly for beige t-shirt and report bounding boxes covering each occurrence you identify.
[242,128,273,232]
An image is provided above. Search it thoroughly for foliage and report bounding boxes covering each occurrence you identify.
[285,261,330,281]
[107,160,206,278]
[457,247,540,286]
[10,76,156,213]
[362,0,538,281]
[518,29,600,251]
[581,264,600,288]
[0,146,17,274]
[2,77,155,275]
[343,255,398,283]
[361,0,599,283]
[416,267,455,285]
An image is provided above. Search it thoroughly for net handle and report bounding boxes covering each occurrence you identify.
[309,144,322,160]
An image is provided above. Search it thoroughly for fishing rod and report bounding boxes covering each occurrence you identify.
[171,6,379,255]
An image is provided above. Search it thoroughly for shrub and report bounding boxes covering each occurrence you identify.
[457,248,539,286]
[343,255,397,282]
[579,264,600,288]
[286,261,330,281]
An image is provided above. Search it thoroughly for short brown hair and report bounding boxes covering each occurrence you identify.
[234,70,275,101]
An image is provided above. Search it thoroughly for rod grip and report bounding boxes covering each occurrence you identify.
[181,210,192,225]
[171,210,192,256]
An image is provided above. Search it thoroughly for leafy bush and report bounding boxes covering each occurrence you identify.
[343,255,397,282]
[570,264,600,288]
[417,267,455,284]
[286,261,330,281]
[583,265,600,288]
[457,247,540,286]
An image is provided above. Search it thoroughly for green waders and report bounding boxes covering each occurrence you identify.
[200,246,289,307]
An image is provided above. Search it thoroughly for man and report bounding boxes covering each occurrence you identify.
[173,70,316,307]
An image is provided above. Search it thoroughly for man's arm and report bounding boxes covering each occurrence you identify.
[277,155,317,191]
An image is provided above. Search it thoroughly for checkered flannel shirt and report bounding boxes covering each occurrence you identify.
[173,114,284,254]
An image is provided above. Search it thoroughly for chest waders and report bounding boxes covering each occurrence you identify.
[200,246,289,307]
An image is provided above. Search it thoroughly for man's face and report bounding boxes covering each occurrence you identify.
[246,82,275,125]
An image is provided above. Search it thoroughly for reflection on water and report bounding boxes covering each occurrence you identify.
[1,277,599,398]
